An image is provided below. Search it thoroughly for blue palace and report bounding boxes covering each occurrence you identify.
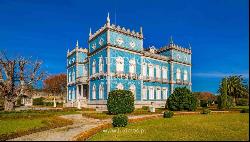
[66,14,192,109]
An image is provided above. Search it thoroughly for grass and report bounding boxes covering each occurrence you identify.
[89,113,249,141]
[0,108,79,140]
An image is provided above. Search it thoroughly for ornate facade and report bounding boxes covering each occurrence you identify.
[66,14,192,109]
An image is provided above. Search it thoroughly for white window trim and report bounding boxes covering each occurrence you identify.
[142,62,147,77]
[156,65,161,78]
[92,60,96,75]
[148,64,154,78]
[176,68,181,80]
[116,83,124,90]
[162,67,167,79]
[99,57,104,73]
[142,86,147,100]
[162,88,168,100]
[129,84,136,100]
[99,84,104,99]
[149,87,154,100]
[116,57,124,73]
[69,72,71,82]
[129,59,136,74]
[184,70,188,81]
[156,87,161,100]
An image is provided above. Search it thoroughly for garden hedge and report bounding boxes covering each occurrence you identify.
[107,90,135,114]
[112,114,128,127]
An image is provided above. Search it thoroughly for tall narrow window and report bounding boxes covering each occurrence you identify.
[129,59,136,74]
[156,65,161,78]
[142,63,147,77]
[99,84,104,99]
[162,67,167,79]
[72,70,75,81]
[92,60,96,75]
[83,65,87,76]
[156,87,161,99]
[149,87,154,99]
[99,57,103,73]
[142,86,147,100]
[184,70,188,81]
[116,83,124,90]
[148,64,154,78]
[69,72,71,82]
[116,57,124,73]
[72,88,75,100]
[68,90,72,100]
[176,68,181,80]
[162,88,168,100]
[92,84,96,99]
[129,84,136,100]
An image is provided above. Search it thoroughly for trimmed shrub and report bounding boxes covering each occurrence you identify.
[107,90,135,114]
[236,98,249,106]
[33,97,45,105]
[240,108,249,113]
[163,111,174,118]
[217,94,233,109]
[112,114,128,127]
[166,87,198,111]
[201,108,211,114]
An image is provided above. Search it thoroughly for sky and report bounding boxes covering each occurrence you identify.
[0,0,249,94]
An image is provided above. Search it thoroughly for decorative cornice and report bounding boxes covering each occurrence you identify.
[88,23,143,42]
[67,47,88,57]
[157,43,192,54]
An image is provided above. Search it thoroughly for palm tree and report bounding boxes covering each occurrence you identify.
[218,75,249,105]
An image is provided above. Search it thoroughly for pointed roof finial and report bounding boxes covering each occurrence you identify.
[107,12,110,23]
[76,40,79,49]
[170,36,174,44]
[188,42,192,50]
[140,26,143,34]
[89,28,92,37]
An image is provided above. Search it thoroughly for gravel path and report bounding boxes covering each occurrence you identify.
[9,114,109,141]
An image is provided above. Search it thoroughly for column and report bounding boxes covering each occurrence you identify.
[81,84,84,99]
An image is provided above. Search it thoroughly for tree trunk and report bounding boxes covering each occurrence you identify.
[4,99,15,111]
[233,96,236,106]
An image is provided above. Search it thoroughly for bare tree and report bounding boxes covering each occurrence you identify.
[0,51,45,111]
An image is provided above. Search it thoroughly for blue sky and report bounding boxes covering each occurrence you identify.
[0,0,249,93]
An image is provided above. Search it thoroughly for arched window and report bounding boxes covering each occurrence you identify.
[68,90,72,100]
[184,70,188,81]
[116,57,124,73]
[92,84,96,99]
[116,83,124,90]
[148,64,154,78]
[129,84,136,100]
[72,70,75,81]
[72,88,75,100]
[68,72,71,82]
[142,62,147,77]
[149,87,154,100]
[142,86,147,100]
[176,68,181,80]
[129,59,136,74]
[99,84,104,99]
[162,88,168,100]
[156,87,161,99]
[162,67,167,79]
[156,65,161,78]
[99,57,104,73]
[92,60,96,75]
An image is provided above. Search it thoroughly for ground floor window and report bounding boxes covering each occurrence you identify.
[156,87,161,99]
[92,84,96,99]
[149,87,154,99]
[162,88,168,100]
[142,86,147,100]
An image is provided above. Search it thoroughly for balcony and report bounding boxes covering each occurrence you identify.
[148,77,155,82]
[128,73,137,80]
[162,78,168,83]
[155,77,162,82]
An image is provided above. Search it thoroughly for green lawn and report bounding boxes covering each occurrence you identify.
[89,113,249,141]
[0,118,48,135]
[0,109,78,140]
